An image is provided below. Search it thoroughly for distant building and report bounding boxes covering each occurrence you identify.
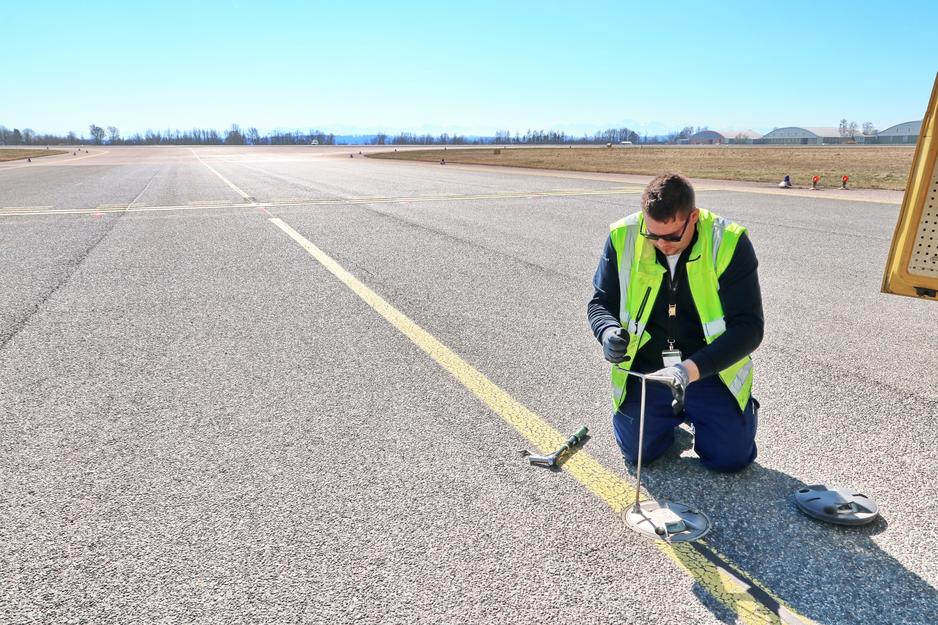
[689,130,762,145]
[761,127,846,145]
[876,120,922,144]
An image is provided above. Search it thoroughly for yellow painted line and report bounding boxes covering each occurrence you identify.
[190,148,254,199]
[0,188,645,217]
[368,157,900,205]
[0,149,108,171]
[268,216,812,625]
[696,186,901,205]
[370,157,652,184]
[328,188,644,204]
[0,204,235,217]
[67,149,109,163]
[0,162,47,171]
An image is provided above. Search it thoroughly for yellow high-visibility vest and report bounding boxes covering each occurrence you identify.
[609,208,753,411]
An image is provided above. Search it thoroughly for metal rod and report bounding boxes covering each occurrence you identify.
[633,377,646,513]
[616,368,670,514]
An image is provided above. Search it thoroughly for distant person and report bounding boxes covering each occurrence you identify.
[440,158,445,165]
[588,172,764,472]
[779,175,792,188]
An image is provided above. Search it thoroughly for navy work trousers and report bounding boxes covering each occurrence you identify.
[612,374,758,472]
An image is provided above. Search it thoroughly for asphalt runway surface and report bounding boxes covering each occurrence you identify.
[0,145,935,624]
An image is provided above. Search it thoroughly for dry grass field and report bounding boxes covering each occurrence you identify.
[0,148,68,162]
[370,146,915,190]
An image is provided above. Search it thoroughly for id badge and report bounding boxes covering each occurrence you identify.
[662,349,683,368]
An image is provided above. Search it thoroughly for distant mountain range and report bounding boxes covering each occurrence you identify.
[550,120,774,138]
[98,121,774,143]
[260,120,775,140]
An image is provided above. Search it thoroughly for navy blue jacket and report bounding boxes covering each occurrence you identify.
[588,226,764,379]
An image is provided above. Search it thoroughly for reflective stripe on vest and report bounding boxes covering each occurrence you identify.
[614,213,641,322]
[609,209,753,412]
[711,215,731,275]
[702,317,726,339]
[729,360,754,396]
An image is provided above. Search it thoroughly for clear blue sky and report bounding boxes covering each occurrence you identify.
[4,0,936,136]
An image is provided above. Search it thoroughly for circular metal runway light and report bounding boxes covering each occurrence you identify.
[795,485,879,526]
[624,500,711,542]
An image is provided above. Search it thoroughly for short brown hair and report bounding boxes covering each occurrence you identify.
[642,172,695,222]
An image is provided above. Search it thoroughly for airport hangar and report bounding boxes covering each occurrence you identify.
[688,130,763,144]
[761,122,922,145]
[761,127,845,144]
[874,120,923,144]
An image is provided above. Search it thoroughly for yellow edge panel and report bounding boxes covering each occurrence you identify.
[268,216,812,625]
[883,71,938,299]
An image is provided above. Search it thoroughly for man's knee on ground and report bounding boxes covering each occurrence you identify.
[699,447,756,473]
[621,445,670,466]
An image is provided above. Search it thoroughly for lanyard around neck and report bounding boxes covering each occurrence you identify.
[665,255,686,350]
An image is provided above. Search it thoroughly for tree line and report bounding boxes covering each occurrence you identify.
[0,124,337,146]
[15,122,892,147]
[1,123,664,147]
[372,126,671,146]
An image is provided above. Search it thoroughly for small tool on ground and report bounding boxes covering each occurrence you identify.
[521,426,589,467]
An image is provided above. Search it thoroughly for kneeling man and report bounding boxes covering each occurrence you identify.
[588,172,764,472]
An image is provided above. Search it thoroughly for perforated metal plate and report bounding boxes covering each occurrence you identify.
[623,500,711,542]
[794,485,879,526]
[908,171,938,277]
[883,71,938,299]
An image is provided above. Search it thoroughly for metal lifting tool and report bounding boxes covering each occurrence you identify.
[521,426,589,467]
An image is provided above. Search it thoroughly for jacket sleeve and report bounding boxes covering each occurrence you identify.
[588,234,623,343]
[689,233,764,379]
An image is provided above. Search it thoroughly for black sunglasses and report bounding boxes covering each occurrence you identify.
[640,213,692,242]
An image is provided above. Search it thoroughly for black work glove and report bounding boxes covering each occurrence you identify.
[650,363,690,414]
[601,327,631,363]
